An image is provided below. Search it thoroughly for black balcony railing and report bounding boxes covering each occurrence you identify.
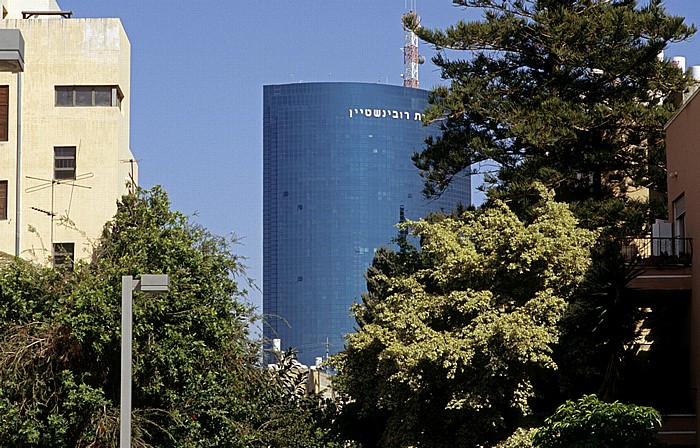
[621,237,692,266]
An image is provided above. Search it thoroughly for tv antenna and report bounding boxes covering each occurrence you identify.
[120,158,140,194]
[402,1,425,88]
[25,171,94,247]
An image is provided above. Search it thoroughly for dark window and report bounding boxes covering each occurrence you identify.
[94,86,112,106]
[53,242,74,270]
[0,180,7,220]
[0,85,8,141]
[75,87,92,106]
[54,146,76,180]
[55,87,72,106]
[55,86,123,108]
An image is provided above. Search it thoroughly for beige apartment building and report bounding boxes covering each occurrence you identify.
[0,0,135,266]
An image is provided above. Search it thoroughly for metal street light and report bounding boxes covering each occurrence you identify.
[121,274,170,448]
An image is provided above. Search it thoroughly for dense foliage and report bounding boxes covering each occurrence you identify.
[334,3,692,446]
[410,0,694,208]
[0,187,336,447]
[334,189,596,447]
[533,394,663,448]
[396,0,695,423]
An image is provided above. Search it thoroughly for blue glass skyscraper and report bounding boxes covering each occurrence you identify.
[263,82,470,365]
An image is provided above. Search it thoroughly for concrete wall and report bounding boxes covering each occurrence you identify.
[0,17,134,264]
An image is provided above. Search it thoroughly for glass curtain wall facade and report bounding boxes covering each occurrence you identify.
[263,82,470,365]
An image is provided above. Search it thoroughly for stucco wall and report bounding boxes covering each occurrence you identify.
[666,90,700,434]
[0,17,133,263]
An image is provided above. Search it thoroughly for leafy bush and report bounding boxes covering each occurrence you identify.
[533,395,663,448]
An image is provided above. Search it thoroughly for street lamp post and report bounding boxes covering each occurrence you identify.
[121,274,170,448]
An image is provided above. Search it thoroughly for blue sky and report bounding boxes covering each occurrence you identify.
[58,0,700,310]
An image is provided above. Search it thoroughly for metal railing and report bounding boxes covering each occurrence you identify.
[621,237,692,265]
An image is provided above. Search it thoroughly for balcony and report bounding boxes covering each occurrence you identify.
[622,237,692,266]
[623,237,692,293]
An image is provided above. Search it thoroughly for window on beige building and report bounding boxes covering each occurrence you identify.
[53,242,74,270]
[55,86,122,108]
[0,180,7,220]
[674,194,687,256]
[54,146,76,180]
[0,85,8,141]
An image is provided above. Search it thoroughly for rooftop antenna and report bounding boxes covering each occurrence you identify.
[120,158,140,194]
[402,0,424,88]
[25,140,93,252]
[25,172,93,249]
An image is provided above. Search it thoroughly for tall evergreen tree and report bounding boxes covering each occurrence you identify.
[334,4,695,446]
[406,0,696,401]
[409,0,693,217]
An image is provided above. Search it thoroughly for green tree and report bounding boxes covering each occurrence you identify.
[557,249,647,402]
[407,0,696,405]
[0,187,336,447]
[494,428,536,448]
[333,189,596,448]
[410,0,693,206]
[533,394,663,448]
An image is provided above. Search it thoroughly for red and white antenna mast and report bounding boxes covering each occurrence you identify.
[402,1,424,88]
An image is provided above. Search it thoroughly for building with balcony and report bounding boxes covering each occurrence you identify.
[638,86,700,447]
[263,82,470,365]
[0,0,135,266]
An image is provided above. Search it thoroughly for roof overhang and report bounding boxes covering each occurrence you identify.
[0,29,24,73]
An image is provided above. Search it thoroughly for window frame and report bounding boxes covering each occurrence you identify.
[673,194,687,256]
[53,242,75,270]
[55,85,123,108]
[0,85,8,141]
[54,146,76,180]
[0,180,7,220]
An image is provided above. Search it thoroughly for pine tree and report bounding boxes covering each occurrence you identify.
[402,0,697,409]
[410,0,694,220]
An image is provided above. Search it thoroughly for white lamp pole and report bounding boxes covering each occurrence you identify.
[121,274,170,448]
